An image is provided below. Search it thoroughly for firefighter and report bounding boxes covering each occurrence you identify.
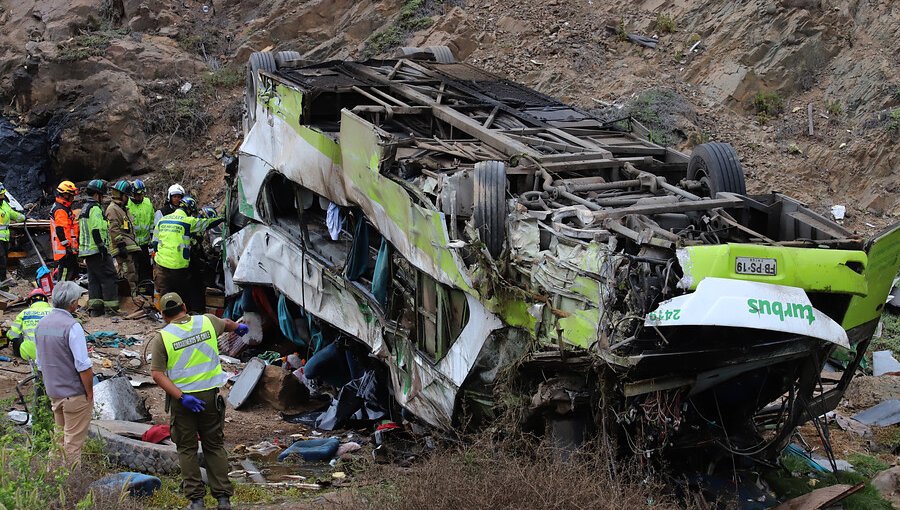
[107,180,141,297]
[152,196,222,310]
[127,179,154,294]
[6,288,52,361]
[184,203,219,313]
[0,182,25,285]
[50,181,80,281]
[78,180,118,316]
[160,183,185,217]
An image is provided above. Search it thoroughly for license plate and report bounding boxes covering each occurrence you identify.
[735,257,777,276]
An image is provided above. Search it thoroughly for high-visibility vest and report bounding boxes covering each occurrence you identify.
[7,301,52,361]
[160,315,225,393]
[155,209,196,269]
[127,197,155,246]
[50,198,79,260]
[0,201,24,242]
[77,201,109,257]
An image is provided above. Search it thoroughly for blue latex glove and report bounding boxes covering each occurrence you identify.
[235,324,249,337]
[180,394,205,413]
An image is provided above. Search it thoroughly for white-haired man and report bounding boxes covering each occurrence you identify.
[34,281,93,462]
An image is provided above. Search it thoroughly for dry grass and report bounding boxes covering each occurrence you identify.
[345,437,699,510]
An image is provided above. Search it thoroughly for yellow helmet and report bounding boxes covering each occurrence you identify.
[57,180,78,195]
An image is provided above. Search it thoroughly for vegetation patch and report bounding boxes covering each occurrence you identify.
[351,440,700,510]
[753,91,784,124]
[654,14,677,33]
[825,100,843,117]
[623,88,697,147]
[57,27,130,62]
[363,0,449,57]
[201,66,244,90]
[767,453,895,510]
[887,108,900,134]
[872,311,900,358]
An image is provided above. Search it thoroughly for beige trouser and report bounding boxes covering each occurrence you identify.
[50,394,93,463]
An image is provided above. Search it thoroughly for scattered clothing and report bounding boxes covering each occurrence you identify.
[326,202,342,241]
[141,424,171,444]
[278,437,340,463]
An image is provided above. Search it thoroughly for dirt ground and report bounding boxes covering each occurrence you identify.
[0,275,312,448]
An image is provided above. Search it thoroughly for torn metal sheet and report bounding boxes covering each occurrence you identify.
[227,357,266,409]
[647,277,850,348]
[873,350,900,376]
[852,399,900,426]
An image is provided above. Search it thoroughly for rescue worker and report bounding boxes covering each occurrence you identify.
[107,180,141,297]
[152,196,222,309]
[160,183,185,217]
[50,181,80,281]
[0,182,25,285]
[184,201,217,313]
[149,292,248,510]
[127,179,154,293]
[152,183,186,257]
[6,289,52,362]
[78,180,119,316]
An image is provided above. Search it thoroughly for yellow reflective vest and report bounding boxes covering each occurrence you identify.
[161,315,225,393]
[0,200,25,242]
[7,301,52,361]
[154,209,220,270]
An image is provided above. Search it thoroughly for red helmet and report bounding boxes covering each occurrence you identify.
[28,288,47,301]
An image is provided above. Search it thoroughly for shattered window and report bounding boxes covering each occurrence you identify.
[416,272,469,362]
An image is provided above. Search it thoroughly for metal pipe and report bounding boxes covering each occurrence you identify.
[539,168,602,211]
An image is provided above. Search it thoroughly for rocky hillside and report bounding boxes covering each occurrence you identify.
[1,0,897,230]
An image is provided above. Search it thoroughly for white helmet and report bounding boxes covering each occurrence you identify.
[167,184,185,200]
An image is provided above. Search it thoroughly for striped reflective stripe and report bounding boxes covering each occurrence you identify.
[177,374,227,392]
[164,317,222,387]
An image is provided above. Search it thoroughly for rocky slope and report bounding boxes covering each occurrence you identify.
[0,0,897,231]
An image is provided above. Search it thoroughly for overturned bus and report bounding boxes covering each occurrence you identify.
[223,48,900,460]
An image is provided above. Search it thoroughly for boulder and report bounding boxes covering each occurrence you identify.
[872,466,900,509]
[53,70,149,180]
[253,365,310,412]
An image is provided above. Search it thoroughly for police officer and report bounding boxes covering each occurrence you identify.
[149,292,248,510]
[0,182,25,285]
[78,180,118,316]
[50,181,80,281]
[107,180,141,297]
[153,196,222,309]
[6,288,52,361]
[127,179,154,294]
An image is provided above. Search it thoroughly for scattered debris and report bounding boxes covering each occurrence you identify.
[830,205,846,221]
[89,472,162,498]
[772,483,864,510]
[852,399,900,426]
[830,412,871,437]
[254,364,311,411]
[239,459,267,484]
[93,376,151,422]
[86,331,142,348]
[873,350,900,376]
[140,424,171,444]
[227,357,266,409]
[278,437,340,463]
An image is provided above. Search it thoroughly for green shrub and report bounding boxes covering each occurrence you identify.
[363,0,441,57]
[654,14,677,33]
[825,100,843,117]
[887,108,900,133]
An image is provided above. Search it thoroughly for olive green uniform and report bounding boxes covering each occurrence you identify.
[148,314,233,501]
[106,201,141,295]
